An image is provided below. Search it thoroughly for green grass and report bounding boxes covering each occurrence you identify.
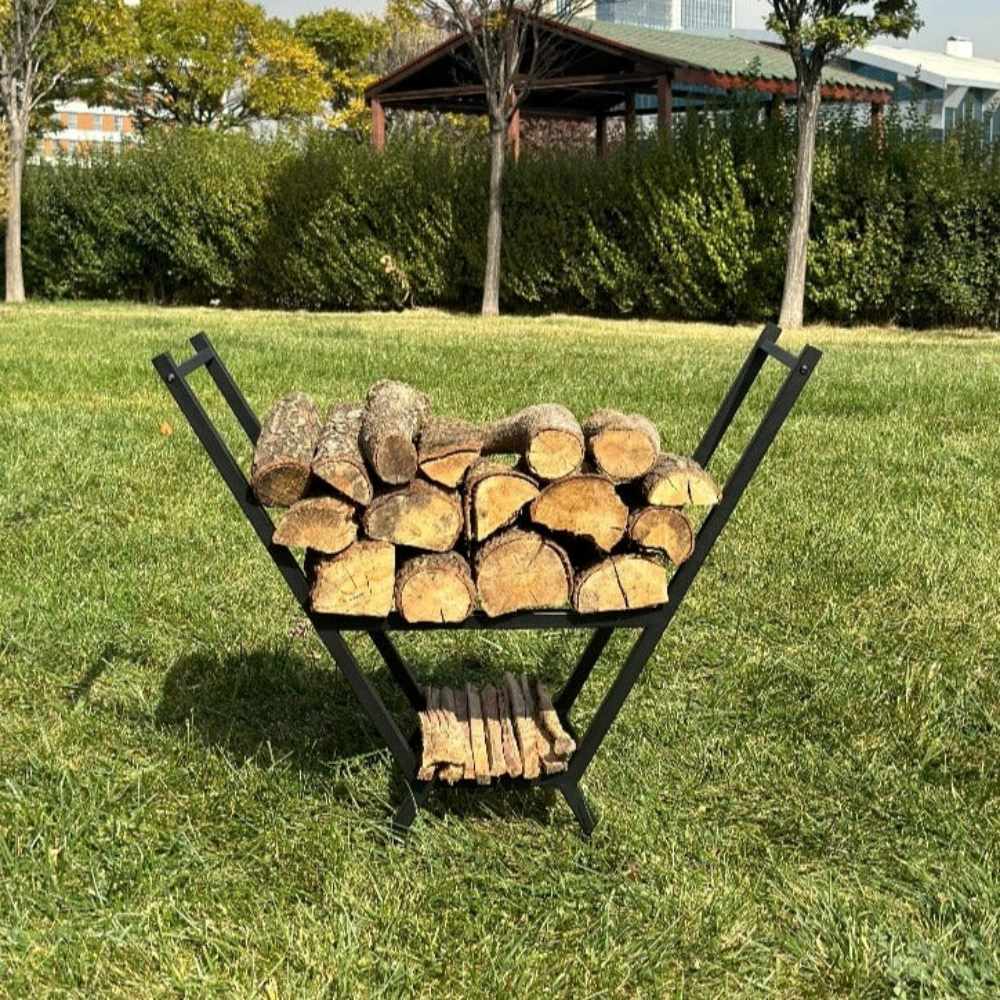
[2,302,999,998]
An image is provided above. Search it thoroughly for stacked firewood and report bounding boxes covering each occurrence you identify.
[418,675,575,783]
[249,380,721,619]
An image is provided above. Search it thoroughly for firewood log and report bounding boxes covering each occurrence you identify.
[522,677,567,775]
[463,459,540,543]
[309,540,395,616]
[312,402,373,506]
[572,554,668,614]
[466,684,492,785]
[417,418,484,488]
[272,496,356,554]
[497,686,523,778]
[482,404,584,481]
[582,409,660,482]
[394,553,475,623]
[362,480,462,553]
[628,506,694,565]
[481,684,507,778]
[454,686,477,782]
[437,687,467,784]
[533,680,576,756]
[504,672,541,779]
[251,392,321,507]
[643,454,721,507]
[417,687,441,781]
[475,528,573,618]
[359,380,430,486]
[529,474,628,552]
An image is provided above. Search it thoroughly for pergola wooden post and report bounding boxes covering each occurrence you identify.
[371,98,385,152]
[507,107,521,162]
[624,90,636,143]
[768,94,785,123]
[657,74,673,136]
[595,113,608,159]
[871,101,885,145]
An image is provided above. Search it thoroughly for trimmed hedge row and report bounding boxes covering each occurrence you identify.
[19,114,1000,327]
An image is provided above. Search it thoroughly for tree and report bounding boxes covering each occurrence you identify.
[1,0,131,303]
[766,0,920,328]
[417,1,594,316]
[116,0,326,131]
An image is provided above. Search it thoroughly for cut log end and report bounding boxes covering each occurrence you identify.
[464,460,540,543]
[309,540,395,616]
[251,391,321,507]
[312,403,373,505]
[418,418,484,487]
[530,475,628,552]
[372,434,418,485]
[573,555,668,614]
[420,451,481,488]
[628,506,694,565]
[583,409,661,482]
[526,429,585,481]
[395,553,475,623]
[644,454,721,507]
[273,496,356,554]
[360,380,429,486]
[475,529,572,618]
[313,459,372,506]
[252,464,312,509]
[363,481,463,553]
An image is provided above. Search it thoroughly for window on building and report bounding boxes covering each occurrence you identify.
[115,115,126,133]
[66,112,78,130]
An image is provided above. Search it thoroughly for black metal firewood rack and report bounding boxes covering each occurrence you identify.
[152,323,821,836]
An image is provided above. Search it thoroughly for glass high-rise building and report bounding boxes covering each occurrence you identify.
[594,0,735,33]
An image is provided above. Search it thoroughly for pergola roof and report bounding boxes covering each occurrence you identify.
[366,15,892,118]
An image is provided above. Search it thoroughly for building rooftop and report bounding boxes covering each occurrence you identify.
[849,42,1000,90]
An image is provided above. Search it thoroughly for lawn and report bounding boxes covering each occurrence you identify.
[2,302,999,998]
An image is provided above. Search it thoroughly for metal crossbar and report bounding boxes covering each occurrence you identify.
[152,322,821,836]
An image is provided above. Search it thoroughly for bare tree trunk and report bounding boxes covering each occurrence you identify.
[5,123,26,304]
[778,83,821,330]
[481,122,505,317]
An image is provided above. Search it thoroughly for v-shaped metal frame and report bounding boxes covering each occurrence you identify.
[153,323,821,836]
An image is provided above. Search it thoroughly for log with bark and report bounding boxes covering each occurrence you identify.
[628,506,694,565]
[529,474,628,552]
[312,402,373,505]
[643,454,722,507]
[463,459,540,543]
[475,528,573,618]
[394,552,476,623]
[272,496,356,554]
[572,554,668,613]
[250,392,321,507]
[482,404,584,481]
[309,539,395,616]
[466,684,492,785]
[481,684,506,779]
[359,380,430,485]
[582,409,661,482]
[533,680,576,756]
[363,480,463,553]
[418,418,484,488]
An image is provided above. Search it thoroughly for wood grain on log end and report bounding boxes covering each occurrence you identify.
[418,418,484,488]
[529,474,628,552]
[463,459,540,543]
[643,454,722,507]
[363,480,463,553]
[628,506,694,565]
[583,408,661,482]
[475,528,572,618]
[251,392,321,507]
[309,539,395,616]
[573,554,668,613]
[394,552,475,623]
[273,496,356,554]
[482,404,584,481]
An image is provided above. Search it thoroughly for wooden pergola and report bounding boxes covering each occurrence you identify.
[365,16,893,158]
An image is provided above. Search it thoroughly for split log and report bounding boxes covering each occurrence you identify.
[394,553,475,623]
[466,684,492,785]
[309,539,395,616]
[481,684,507,778]
[250,392,321,507]
[505,673,541,779]
[475,528,573,618]
[359,379,430,486]
[463,459,540,543]
[437,687,467,784]
[418,418,484,488]
[312,403,373,506]
[497,686,523,778]
[272,496,356,554]
[529,475,628,552]
[417,687,442,781]
[573,554,668,614]
[522,677,567,775]
[363,480,463,553]
[453,687,477,781]
[482,404,584,481]
[582,409,660,482]
[643,454,721,507]
[628,506,694,565]
[534,680,576,756]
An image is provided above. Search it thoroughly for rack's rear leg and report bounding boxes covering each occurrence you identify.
[559,780,598,837]
[393,780,431,835]
[555,628,615,716]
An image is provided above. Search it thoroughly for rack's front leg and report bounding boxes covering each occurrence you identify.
[393,779,431,834]
[555,628,615,717]
[559,779,598,837]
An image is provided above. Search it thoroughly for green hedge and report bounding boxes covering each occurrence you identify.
[18,113,1000,327]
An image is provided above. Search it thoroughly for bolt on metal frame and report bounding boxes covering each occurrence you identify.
[152,323,821,836]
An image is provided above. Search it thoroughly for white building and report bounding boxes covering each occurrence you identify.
[38,98,136,160]
[592,0,736,34]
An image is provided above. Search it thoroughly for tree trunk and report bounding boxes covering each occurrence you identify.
[481,122,505,317]
[778,82,822,330]
[5,124,26,304]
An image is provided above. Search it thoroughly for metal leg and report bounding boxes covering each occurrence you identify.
[369,632,425,711]
[555,628,614,716]
[560,780,598,836]
[393,780,431,834]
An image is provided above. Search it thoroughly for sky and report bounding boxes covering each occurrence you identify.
[261,0,1000,60]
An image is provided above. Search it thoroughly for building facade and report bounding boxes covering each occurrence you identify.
[38,99,136,160]
[593,0,735,33]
